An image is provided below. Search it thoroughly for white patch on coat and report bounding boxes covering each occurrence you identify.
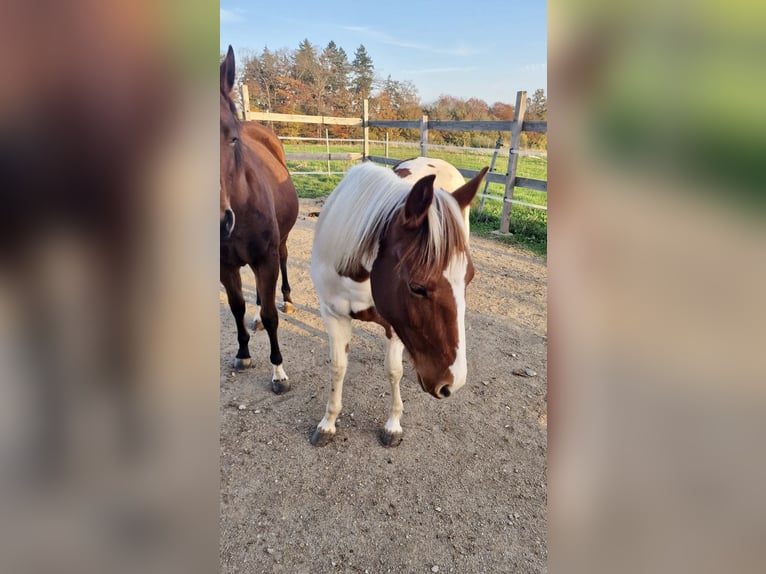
[394,157,471,232]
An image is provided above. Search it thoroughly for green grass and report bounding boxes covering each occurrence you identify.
[290,174,344,198]
[283,142,547,258]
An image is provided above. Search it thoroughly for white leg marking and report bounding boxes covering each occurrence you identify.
[251,303,262,330]
[316,311,352,435]
[444,254,468,391]
[384,335,405,434]
[272,363,288,382]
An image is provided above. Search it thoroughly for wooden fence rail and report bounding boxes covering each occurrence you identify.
[240,85,546,234]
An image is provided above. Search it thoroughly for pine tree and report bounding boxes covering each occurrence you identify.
[321,41,352,118]
[351,44,374,108]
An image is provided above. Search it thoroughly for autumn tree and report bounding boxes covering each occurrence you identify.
[523,88,547,149]
[369,76,421,140]
[241,47,290,113]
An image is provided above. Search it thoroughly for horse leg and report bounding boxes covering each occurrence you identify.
[252,261,289,394]
[278,239,294,314]
[221,264,251,369]
[381,334,405,447]
[311,310,352,447]
[251,289,263,332]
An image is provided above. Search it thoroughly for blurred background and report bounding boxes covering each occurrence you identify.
[549,0,766,572]
[0,1,219,573]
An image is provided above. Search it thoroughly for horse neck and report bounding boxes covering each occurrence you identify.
[229,149,274,214]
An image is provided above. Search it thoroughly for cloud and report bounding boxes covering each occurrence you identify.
[221,9,242,23]
[520,63,547,72]
[341,25,480,56]
[401,67,477,74]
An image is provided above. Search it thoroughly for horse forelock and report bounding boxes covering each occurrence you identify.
[395,191,469,283]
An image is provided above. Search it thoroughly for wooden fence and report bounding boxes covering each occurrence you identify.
[240,86,546,234]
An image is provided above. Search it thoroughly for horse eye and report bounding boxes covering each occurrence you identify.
[409,283,428,297]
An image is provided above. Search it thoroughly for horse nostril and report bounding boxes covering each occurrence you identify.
[222,209,235,237]
[438,384,452,398]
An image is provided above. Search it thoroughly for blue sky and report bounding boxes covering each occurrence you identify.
[220,0,546,105]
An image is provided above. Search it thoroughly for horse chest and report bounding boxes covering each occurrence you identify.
[219,242,247,267]
[313,266,376,318]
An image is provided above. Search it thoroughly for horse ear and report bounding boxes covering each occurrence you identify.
[221,45,236,94]
[403,174,436,228]
[451,166,489,209]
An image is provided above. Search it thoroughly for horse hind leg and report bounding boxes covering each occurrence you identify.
[381,334,405,447]
[251,289,264,331]
[278,239,294,314]
[253,262,290,394]
[251,239,292,331]
[311,311,352,447]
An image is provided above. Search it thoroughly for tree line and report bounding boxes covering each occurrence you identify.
[233,40,546,149]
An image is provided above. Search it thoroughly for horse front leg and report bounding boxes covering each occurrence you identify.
[381,334,405,447]
[221,264,251,369]
[252,261,289,394]
[310,310,352,447]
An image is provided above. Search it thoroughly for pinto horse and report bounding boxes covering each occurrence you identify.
[393,157,472,231]
[310,161,488,446]
[220,46,298,393]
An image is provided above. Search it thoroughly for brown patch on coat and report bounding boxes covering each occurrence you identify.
[338,264,370,283]
[349,307,393,339]
[394,167,411,178]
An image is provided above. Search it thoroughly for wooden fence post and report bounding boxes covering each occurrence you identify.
[362,99,369,160]
[498,91,527,234]
[478,135,504,216]
[385,132,389,158]
[420,115,429,157]
[240,84,250,121]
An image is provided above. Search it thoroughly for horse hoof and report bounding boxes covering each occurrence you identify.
[271,379,291,394]
[280,301,295,314]
[251,319,265,332]
[233,357,251,369]
[380,430,403,447]
[310,428,335,447]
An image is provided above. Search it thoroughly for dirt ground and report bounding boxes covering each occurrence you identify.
[220,199,548,573]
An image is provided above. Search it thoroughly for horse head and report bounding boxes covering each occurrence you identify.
[220,45,239,241]
[371,168,487,398]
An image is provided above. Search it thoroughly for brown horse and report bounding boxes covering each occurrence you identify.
[309,161,488,446]
[220,46,298,393]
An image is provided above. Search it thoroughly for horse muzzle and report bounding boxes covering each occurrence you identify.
[417,373,454,399]
[220,208,235,241]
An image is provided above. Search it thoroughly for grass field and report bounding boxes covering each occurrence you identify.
[284,141,547,257]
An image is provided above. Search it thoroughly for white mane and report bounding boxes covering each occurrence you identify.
[313,161,467,277]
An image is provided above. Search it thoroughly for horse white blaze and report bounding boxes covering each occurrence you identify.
[444,252,469,391]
